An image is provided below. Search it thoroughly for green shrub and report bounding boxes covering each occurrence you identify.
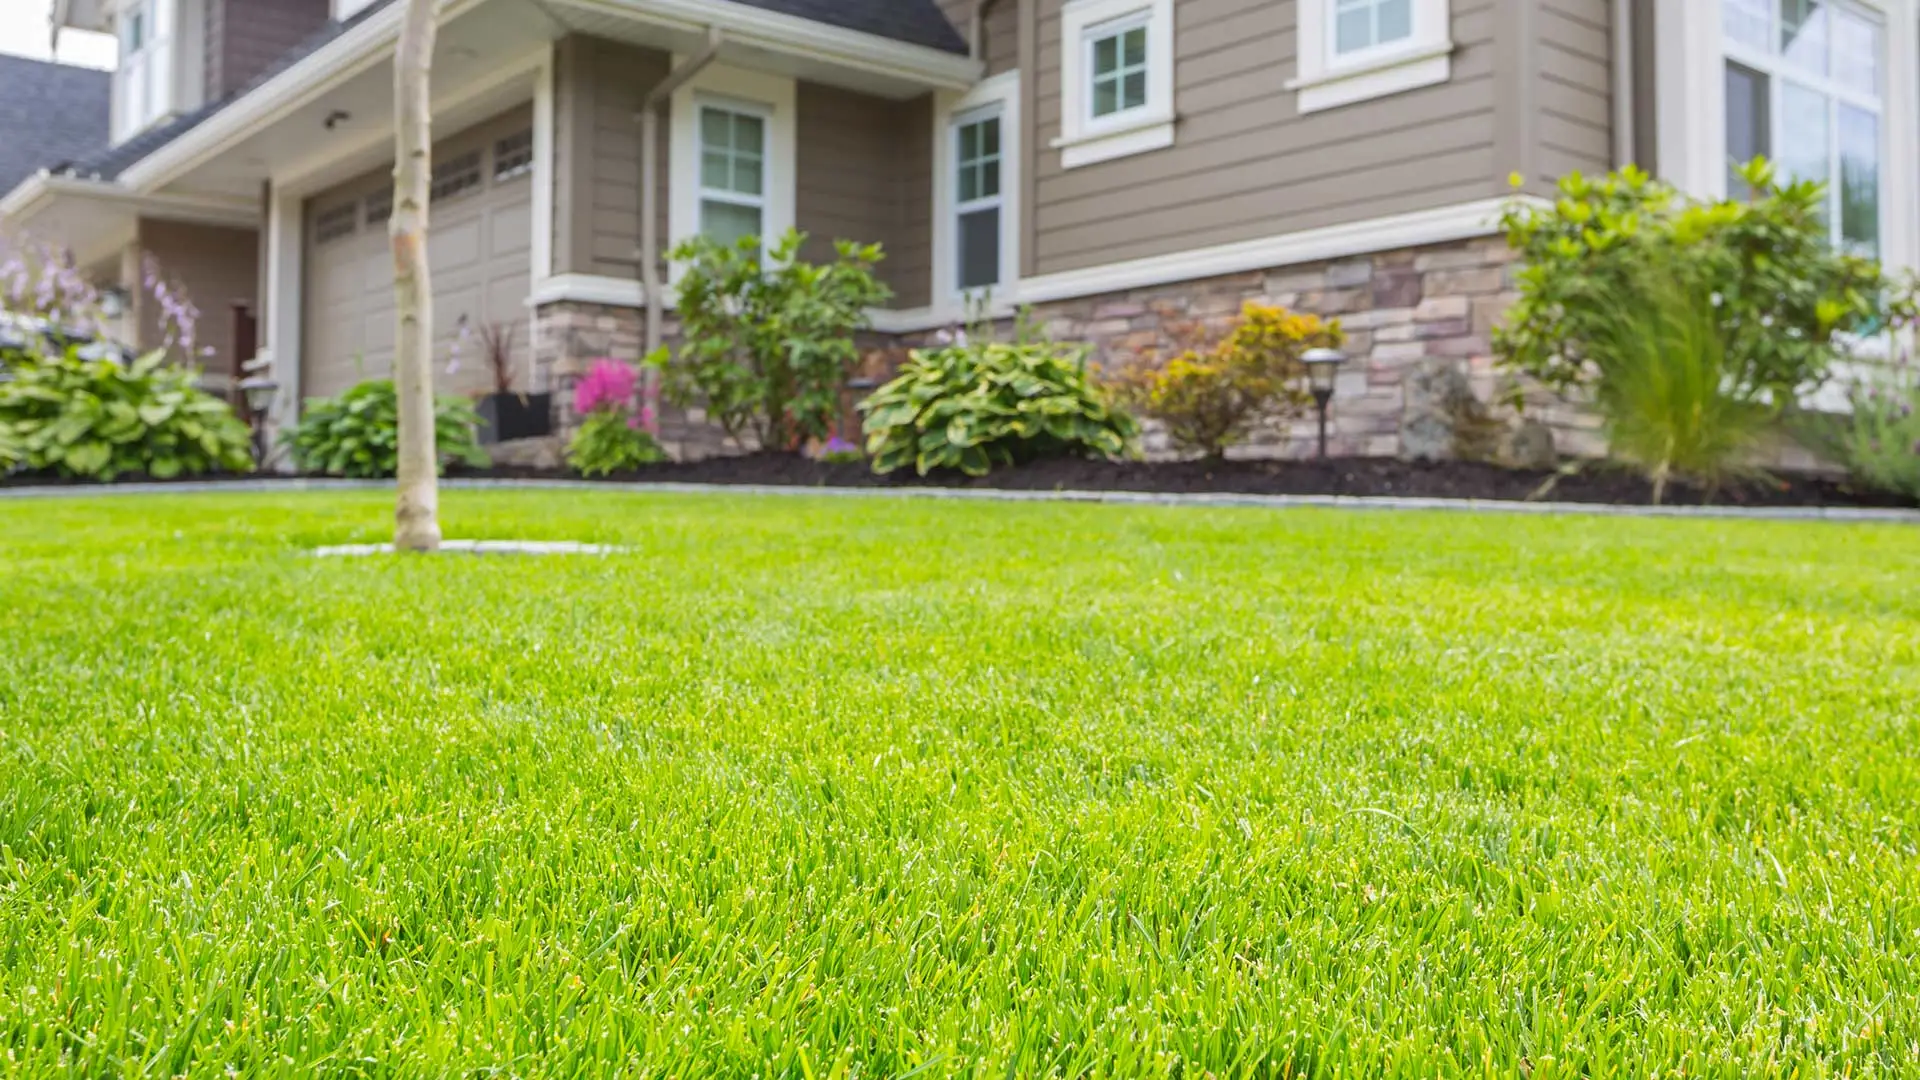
[1808,371,1920,499]
[860,328,1138,477]
[1583,271,1773,502]
[0,349,253,480]
[1497,161,1908,406]
[660,230,892,452]
[567,412,666,477]
[1109,302,1334,458]
[288,379,488,478]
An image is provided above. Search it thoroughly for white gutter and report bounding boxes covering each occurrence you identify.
[0,172,259,227]
[117,0,980,196]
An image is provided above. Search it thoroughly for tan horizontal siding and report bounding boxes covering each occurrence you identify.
[553,35,669,279]
[1030,0,1504,276]
[795,84,934,308]
[1531,0,1613,181]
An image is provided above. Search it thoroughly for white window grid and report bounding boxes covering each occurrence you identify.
[1331,0,1416,64]
[953,107,1004,290]
[429,150,484,203]
[494,130,534,182]
[1086,15,1150,121]
[315,203,358,245]
[697,103,769,237]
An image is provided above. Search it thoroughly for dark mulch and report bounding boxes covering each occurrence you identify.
[5,455,1912,509]
[472,454,1910,509]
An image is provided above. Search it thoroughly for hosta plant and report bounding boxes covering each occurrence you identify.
[288,378,489,478]
[860,333,1137,476]
[0,348,253,480]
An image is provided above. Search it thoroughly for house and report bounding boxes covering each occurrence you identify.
[1,0,1913,461]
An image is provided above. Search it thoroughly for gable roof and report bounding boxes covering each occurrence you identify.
[734,0,968,54]
[0,54,112,195]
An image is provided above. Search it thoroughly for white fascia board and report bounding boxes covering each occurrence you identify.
[0,171,257,228]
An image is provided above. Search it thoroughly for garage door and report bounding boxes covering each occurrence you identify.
[304,108,534,402]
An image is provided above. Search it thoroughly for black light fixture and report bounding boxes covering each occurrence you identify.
[1302,347,1346,460]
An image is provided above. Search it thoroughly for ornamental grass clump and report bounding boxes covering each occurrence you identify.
[1110,302,1340,458]
[566,358,665,477]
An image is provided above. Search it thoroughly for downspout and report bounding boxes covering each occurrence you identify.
[1612,0,1635,167]
[637,28,722,428]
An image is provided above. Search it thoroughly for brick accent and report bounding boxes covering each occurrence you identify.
[205,0,330,102]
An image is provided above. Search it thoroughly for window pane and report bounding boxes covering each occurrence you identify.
[1780,0,1828,76]
[1093,34,1118,76]
[701,150,731,190]
[959,123,979,161]
[980,157,1000,198]
[701,200,762,247]
[1378,0,1412,43]
[733,156,763,197]
[1092,77,1119,117]
[981,117,1000,157]
[1779,81,1831,228]
[1335,7,1372,53]
[1839,104,1879,255]
[700,108,731,149]
[1121,71,1147,110]
[1725,62,1771,196]
[958,163,978,203]
[1725,0,1771,50]
[958,207,1000,290]
[734,114,765,154]
[1833,11,1880,98]
[1122,27,1147,67]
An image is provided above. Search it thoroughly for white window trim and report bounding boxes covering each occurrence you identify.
[935,71,1022,305]
[668,64,796,276]
[1287,0,1453,114]
[1655,0,1919,274]
[1051,0,1174,169]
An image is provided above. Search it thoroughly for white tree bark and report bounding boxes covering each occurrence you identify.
[391,0,441,552]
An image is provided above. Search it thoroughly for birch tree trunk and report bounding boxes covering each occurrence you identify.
[391,0,441,552]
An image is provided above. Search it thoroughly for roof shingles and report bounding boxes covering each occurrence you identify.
[0,54,112,195]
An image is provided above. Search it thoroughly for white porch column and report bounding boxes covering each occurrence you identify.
[1879,0,1920,273]
[263,182,304,462]
[1652,0,1726,200]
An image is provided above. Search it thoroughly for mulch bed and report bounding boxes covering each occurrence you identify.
[5,454,1913,509]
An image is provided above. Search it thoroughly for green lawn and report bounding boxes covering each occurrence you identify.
[2,490,1918,1078]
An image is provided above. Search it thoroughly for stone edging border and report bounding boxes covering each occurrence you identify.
[1,476,1916,523]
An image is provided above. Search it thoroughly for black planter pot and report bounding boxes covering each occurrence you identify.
[475,392,553,444]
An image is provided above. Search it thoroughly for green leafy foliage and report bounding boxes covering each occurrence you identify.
[1496,161,1910,405]
[860,327,1138,476]
[1583,270,1774,502]
[1808,370,1920,499]
[0,348,253,480]
[287,378,488,478]
[567,410,666,477]
[659,229,892,451]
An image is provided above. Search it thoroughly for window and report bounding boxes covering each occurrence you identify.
[1722,0,1882,254]
[494,130,534,182]
[1088,19,1149,119]
[1054,0,1175,169]
[364,188,392,227]
[1289,0,1451,114]
[430,150,483,203]
[113,0,173,142]
[937,72,1020,303]
[668,66,796,267]
[1334,0,1413,57]
[955,110,1004,291]
[698,104,767,246]
[314,203,358,245]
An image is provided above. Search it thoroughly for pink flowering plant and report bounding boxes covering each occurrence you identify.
[566,356,666,477]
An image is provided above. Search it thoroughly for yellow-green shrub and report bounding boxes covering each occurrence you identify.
[1112,303,1341,458]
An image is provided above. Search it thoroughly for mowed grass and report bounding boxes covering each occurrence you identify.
[1,490,1918,1078]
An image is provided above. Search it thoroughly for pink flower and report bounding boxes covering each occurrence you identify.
[573,358,639,416]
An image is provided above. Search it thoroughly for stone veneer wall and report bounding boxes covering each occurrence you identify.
[535,236,1833,470]
[1026,235,1581,463]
